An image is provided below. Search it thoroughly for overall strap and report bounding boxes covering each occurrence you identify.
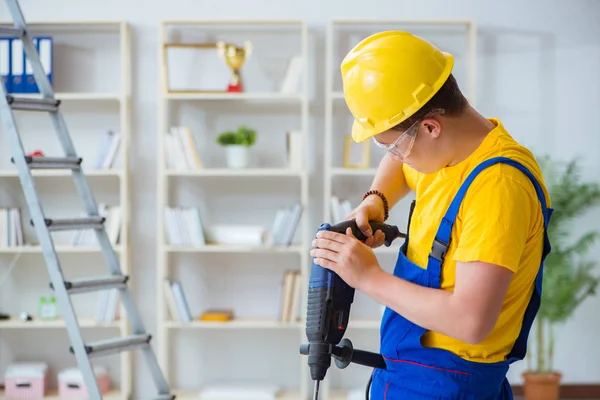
[427,156,553,287]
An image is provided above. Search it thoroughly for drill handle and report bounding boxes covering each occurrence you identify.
[328,219,405,247]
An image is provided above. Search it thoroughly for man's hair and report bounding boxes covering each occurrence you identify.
[391,73,469,131]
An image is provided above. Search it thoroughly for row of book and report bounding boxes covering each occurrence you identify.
[72,204,122,245]
[264,203,303,247]
[0,36,52,94]
[164,203,302,247]
[0,207,24,247]
[164,126,305,171]
[93,130,121,170]
[330,195,353,223]
[0,204,121,248]
[162,270,303,324]
[278,270,302,323]
[163,279,193,323]
[164,206,206,246]
[94,288,120,323]
[164,126,203,171]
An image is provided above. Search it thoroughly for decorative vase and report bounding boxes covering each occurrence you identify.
[522,372,561,400]
[225,145,249,169]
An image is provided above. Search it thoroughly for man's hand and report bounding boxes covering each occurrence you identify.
[310,228,382,291]
[344,195,387,248]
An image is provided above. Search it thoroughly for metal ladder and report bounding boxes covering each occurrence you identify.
[0,1,174,399]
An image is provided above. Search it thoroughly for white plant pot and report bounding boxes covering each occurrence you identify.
[225,145,249,169]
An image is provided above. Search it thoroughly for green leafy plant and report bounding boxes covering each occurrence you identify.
[529,155,600,374]
[216,125,257,147]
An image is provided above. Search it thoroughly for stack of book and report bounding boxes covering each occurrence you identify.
[0,207,24,247]
[277,270,301,323]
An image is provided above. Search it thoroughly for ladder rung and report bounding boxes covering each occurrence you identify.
[12,155,82,169]
[50,275,128,294]
[0,26,24,37]
[31,216,105,231]
[70,334,152,358]
[6,95,60,112]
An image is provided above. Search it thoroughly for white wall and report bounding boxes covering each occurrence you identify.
[1,0,600,397]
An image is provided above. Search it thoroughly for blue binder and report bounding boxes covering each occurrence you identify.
[24,36,53,93]
[23,36,38,93]
[0,37,10,93]
[38,36,53,89]
[10,37,23,93]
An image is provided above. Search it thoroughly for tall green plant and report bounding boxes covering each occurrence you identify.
[531,155,600,373]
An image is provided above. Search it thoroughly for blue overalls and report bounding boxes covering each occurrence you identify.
[370,157,553,399]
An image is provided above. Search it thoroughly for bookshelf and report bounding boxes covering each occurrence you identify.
[321,19,477,399]
[156,19,310,399]
[0,21,131,399]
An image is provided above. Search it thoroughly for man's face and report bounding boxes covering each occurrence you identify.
[372,114,447,174]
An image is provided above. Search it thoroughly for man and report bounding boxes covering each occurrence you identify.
[309,31,553,399]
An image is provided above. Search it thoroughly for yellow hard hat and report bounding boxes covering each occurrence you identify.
[341,30,454,142]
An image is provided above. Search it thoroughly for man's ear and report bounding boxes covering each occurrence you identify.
[424,118,442,139]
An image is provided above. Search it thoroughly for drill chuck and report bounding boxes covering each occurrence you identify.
[302,342,333,381]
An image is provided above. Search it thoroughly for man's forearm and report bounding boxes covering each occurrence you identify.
[362,269,486,345]
[369,153,411,209]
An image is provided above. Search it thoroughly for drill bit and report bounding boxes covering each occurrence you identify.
[313,380,320,400]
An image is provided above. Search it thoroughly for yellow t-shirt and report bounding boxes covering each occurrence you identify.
[401,118,550,363]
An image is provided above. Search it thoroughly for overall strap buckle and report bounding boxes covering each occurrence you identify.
[430,238,449,262]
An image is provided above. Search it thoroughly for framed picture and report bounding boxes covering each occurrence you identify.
[343,135,370,168]
[162,43,231,93]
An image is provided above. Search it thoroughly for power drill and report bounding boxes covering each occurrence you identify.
[299,219,406,400]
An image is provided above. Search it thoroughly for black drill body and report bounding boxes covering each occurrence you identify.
[299,219,405,394]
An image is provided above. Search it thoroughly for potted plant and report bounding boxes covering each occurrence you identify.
[522,155,600,400]
[216,125,257,169]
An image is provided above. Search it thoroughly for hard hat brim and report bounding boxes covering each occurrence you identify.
[350,51,455,143]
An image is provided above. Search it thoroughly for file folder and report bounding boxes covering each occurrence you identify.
[38,36,53,88]
[10,38,23,93]
[24,36,53,93]
[0,38,10,93]
[24,37,38,93]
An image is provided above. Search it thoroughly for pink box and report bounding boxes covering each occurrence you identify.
[4,362,49,399]
[58,366,111,397]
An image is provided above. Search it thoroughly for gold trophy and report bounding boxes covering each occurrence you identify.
[216,40,253,92]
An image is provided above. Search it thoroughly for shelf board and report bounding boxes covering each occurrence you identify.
[0,390,123,400]
[173,389,301,400]
[0,169,123,178]
[166,168,304,177]
[0,245,122,254]
[164,92,304,101]
[331,168,378,177]
[8,92,122,101]
[0,20,125,27]
[166,244,304,254]
[163,19,305,26]
[331,18,474,26]
[0,317,120,330]
[165,318,301,329]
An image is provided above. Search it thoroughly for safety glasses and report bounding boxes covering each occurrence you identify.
[372,109,445,159]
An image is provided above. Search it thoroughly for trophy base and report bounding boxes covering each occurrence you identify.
[227,83,243,93]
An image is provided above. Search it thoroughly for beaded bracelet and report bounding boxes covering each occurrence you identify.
[362,189,389,221]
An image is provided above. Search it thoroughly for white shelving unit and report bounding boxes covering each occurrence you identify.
[322,19,477,399]
[156,19,310,399]
[0,21,131,400]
